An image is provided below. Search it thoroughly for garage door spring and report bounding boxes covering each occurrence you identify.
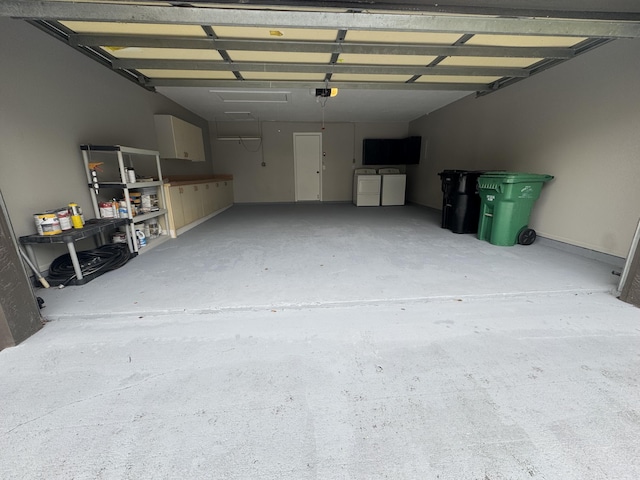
[48,243,132,287]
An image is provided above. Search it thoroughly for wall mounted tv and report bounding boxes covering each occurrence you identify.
[362,136,421,165]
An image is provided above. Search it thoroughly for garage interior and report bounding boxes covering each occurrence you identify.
[1,1,640,478]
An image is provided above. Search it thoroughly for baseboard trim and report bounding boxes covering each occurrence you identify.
[536,236,625,268]
[173,205,233,238]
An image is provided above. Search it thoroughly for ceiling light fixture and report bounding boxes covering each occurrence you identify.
[222,111,257,120]
[209,89,291,104]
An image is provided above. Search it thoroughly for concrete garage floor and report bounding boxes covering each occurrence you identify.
[2,204,639,479]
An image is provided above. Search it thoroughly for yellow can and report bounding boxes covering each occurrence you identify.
[35,213,62,235]
[68,202,83,229]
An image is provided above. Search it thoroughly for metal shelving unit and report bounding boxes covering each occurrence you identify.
[80,145,170,254]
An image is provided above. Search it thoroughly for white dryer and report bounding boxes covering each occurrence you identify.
[378,168,406,206]
[353,168,381,206]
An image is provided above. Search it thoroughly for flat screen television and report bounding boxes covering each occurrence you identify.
[362,136,421,165]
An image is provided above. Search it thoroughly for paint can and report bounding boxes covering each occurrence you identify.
[112,231,128,243]
[34,214,45,235]
[34,213,61,236]
[56,208,73,231]
[99,201,116,218]
[68,203,83,229]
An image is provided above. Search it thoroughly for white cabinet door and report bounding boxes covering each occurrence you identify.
[221,180,234,208]
[166,185,185,232]
[181,184,204,225]
[154,115,205,162]
[202,182,217,216]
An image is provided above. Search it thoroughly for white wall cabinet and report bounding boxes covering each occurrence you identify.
[154,114,205,162]
[163,179,233,238]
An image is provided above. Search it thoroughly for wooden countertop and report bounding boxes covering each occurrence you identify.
[163,174,233,186]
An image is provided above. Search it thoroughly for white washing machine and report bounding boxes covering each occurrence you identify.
[353,168,381,206]
[378,168,407,206]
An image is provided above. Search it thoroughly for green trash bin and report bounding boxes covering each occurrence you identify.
[477,172,554,246]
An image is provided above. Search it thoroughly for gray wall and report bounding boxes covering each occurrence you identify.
[211,121,409,203]
[407,39,640,258]
[0,18,213,268]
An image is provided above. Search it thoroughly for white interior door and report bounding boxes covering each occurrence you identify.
[293,133,322,202]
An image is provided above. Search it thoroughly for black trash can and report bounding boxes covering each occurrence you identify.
[438,170,485,234]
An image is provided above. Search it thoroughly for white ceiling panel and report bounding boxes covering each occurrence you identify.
[337,53,437,66]
[466,34,587,47]
[61,21,207,36]
[138,69,236,79]
[345,30,463,44]
[331,73,413,82]
[227,51,332,63]
[212,26,338,41]
[415,75,501,84]
[106,47,223,60]
[241,71,325,80]
[439,56,542,68]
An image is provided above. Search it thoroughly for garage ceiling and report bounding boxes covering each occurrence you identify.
[3,1,640,123]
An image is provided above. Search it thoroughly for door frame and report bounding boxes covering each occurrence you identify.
[293,132,323,202]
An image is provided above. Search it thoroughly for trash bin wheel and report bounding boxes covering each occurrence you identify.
[518,228,537,245]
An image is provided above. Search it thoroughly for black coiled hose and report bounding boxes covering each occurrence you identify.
[48,243,132,286]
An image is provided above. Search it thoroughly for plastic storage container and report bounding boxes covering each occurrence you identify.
[438,170,486,234]
[477,172,554,246]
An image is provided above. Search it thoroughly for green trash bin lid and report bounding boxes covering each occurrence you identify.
[479,172,554,184]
